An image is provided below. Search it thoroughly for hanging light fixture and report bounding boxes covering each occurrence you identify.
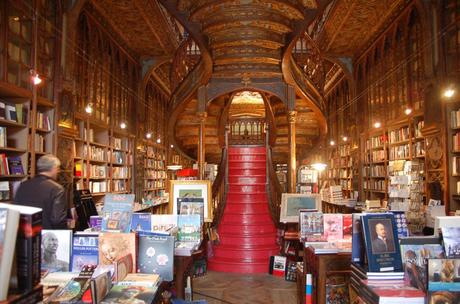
[120,121,127,129]
[85,103,93,114]
[342,136,348,142]
[170,144,174,148]
[443,88,455,99]
[374,121,382,128]
[30,70,42,85]
[330,140,335,146]
[156,137,161,144]
[404,108,412,115]
[146,132,152,139]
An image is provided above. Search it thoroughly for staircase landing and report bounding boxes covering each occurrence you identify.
[208,146,279,273]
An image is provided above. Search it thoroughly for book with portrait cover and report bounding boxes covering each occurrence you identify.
[441,227,460,258]
[137,233,174,281]
[101,194,134,233]
[41,229,72,273]
[361,213,403,272]
[98,232,137,271]
[130,213,151,232]
[0,207,19,301]
[323,213,343,242]
[71,233,99,272]
[400,236,445,291]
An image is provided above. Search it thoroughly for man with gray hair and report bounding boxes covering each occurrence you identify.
[14,154,67,229]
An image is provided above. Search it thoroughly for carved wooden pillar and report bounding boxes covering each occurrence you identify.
[288,110,297,193]
[197,112,207,180]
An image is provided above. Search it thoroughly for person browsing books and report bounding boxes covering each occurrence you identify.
[14,154,68,229]
[372,222,395,253]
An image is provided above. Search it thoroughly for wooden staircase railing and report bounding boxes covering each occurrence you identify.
[211,128,229,228]
[170,35,201,95]
[265,128,283,229]
[228,118,265,146]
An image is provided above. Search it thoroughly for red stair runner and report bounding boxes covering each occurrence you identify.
[208,146,279,273]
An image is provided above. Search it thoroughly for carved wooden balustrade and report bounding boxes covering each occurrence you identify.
[292,31,325,96]
[228,118,265,146]
[170,35,201,94]
[266,129,283,228]
[211,129,229,228]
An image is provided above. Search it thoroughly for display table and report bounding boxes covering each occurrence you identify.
[298,246,351,304]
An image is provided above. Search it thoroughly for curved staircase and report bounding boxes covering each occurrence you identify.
[208,146,278,273]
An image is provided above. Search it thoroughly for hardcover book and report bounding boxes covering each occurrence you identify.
[98,232,137,270]
[323,213,343,242]
[390,211,409,238]
[138,233,174,281]
[343,214,352,240]
[177,214,201,242]
[0,207,19,300]
[177,197,204,221]
[270,255,287,277]
[361,213,403,272]
[351,214,365,264]
[113,254,133,282]
[90,270,112,304]
[130,213,152,232]
[71,233,99,272]
[428,259,460,292]
[122,273,161,287]
[100,283,158,304]
[400,236,445,291]
[41,229,72,272]
[101,194,135,233]
[441,227,460,258]
[7,156,24,175]
[299,211,325,242]
[151,214,177,234]
[90,215,103,230]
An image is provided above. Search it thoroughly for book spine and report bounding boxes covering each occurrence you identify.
[305,273,312,304]
[11,285,43,304]
[16,212,42,291]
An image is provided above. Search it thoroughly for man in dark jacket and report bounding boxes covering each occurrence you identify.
[14,154,68,229]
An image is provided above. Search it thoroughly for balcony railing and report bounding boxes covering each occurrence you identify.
[228,118,265,145]
[170,36,201,93]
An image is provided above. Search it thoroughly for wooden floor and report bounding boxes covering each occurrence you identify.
[192,271,297,304]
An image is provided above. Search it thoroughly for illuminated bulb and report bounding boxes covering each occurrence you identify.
[444,88,455,98]
[405,108,412,115]
[32,73,42,85]
[311,162,327,172]
[156,138,161,144]
[330,140,335,146]
[13,17,19,21]
[85,103,93,114]
[120,122,127,129]
[170,144,174,148]
[343,136,348,142]
[146,132,152,139]
[374,121,381,128]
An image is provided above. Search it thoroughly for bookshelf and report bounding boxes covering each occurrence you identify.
[362,131,388,200]
[143,142,167,200]
[448,105,460,211]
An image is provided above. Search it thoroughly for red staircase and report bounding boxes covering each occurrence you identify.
[208,146,279,273]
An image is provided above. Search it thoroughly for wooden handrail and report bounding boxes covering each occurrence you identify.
[228,118,266,146]
[170,36,201,93]
[211,128,229,228]
[265,128,284,228]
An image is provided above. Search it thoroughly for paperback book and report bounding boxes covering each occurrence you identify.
[177,197,204,221]
[323,213,343,242]
[98,232,137,269]
[138,233,174,281]
[269,255,287,277]
[100,283,158,304]
[41,229,72,273]
[390,211,409,238]
[177,214,201,242]
[151,214,177,234]
[101,194,135,233]
[113,254,133,282]
[71,233,99,272]
[351,213,365,264]
[361,213,403,272]
[90,269,112,304]
[299,211,325,242]
[428,259,460,292]
[130,213,151,232]
[441,227,460,258]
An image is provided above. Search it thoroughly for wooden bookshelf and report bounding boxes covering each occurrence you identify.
[362,131,388,201]
[447,104,460,211]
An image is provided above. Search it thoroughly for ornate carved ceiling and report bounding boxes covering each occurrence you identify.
[89,0,179,58]
[317,0,409,57]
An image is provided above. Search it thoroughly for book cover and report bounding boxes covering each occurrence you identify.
[101,194,134,233]
[299,211,324,242]
[325,275,349,304]
[428,291,460,304]
[89,215,103,230]
[122,273,161,287]
[400,236,445,291]
[0,207,19,301]
[46,276,92,303]
[428,259,460,291]
[130,213,152,232]
[90,270,112,304]
[7,156,24,175]
[390,211,409,238]
[177,214,201,242]
[42,229,72,273]
[177,197,204,221]
[351,214,365,264]
[323,213,343,242]
[2,203,43,292]
[114,253,133,282]
[41,271,79,287]
[360,281,425,302]
[151,214,177,234]
[138,234,174,281]
[361,213,403,272]
[441,227,460,258]
[270,255,287,277]
[98,232,137,270]
[342,214,352,240]
[5,104,17,122]
[71,233,99,272]
[0,102,5,120]
[100,283,158,304]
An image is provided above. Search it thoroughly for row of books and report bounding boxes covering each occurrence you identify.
[145,159,164,169]
[451,109,460,128]
[363,179,385,191]
[339,144,350,157]
[0,181,20,201]
[146,147,165,160]
[300,211,352,246]
[88,165,107,178]
[90,181,107,193]
[112,137,128,151]
[36,112,52,130]
[83,145,107,162]
[453,133,460,151]
[0,127,7,148]
[0,154,24,176]
[362,165,386,177]
[414,120,424,138]
[112,167,129,179]
[111,151,126,165]
[145,180,165,189]
[366,135,386,149]
[371,150,386,162]
[145,169,167,179]
[389,144,410,160]
[34,134,46,152]
[412,141,425,157]
[0,101,28,125]
[112,180,127,192]
[389,126,410,143]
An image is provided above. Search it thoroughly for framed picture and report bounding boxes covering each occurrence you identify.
[280,193,321,223]
[170,180,212,222]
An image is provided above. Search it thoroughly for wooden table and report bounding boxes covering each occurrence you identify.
[299,246,352,304]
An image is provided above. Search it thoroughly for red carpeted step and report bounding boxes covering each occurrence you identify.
[208,146,278,274]
[224,202,269,214]
[228,175,265,184]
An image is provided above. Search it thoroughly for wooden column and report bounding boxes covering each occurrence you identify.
[197,112,207,180]
[288,110,297,193]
